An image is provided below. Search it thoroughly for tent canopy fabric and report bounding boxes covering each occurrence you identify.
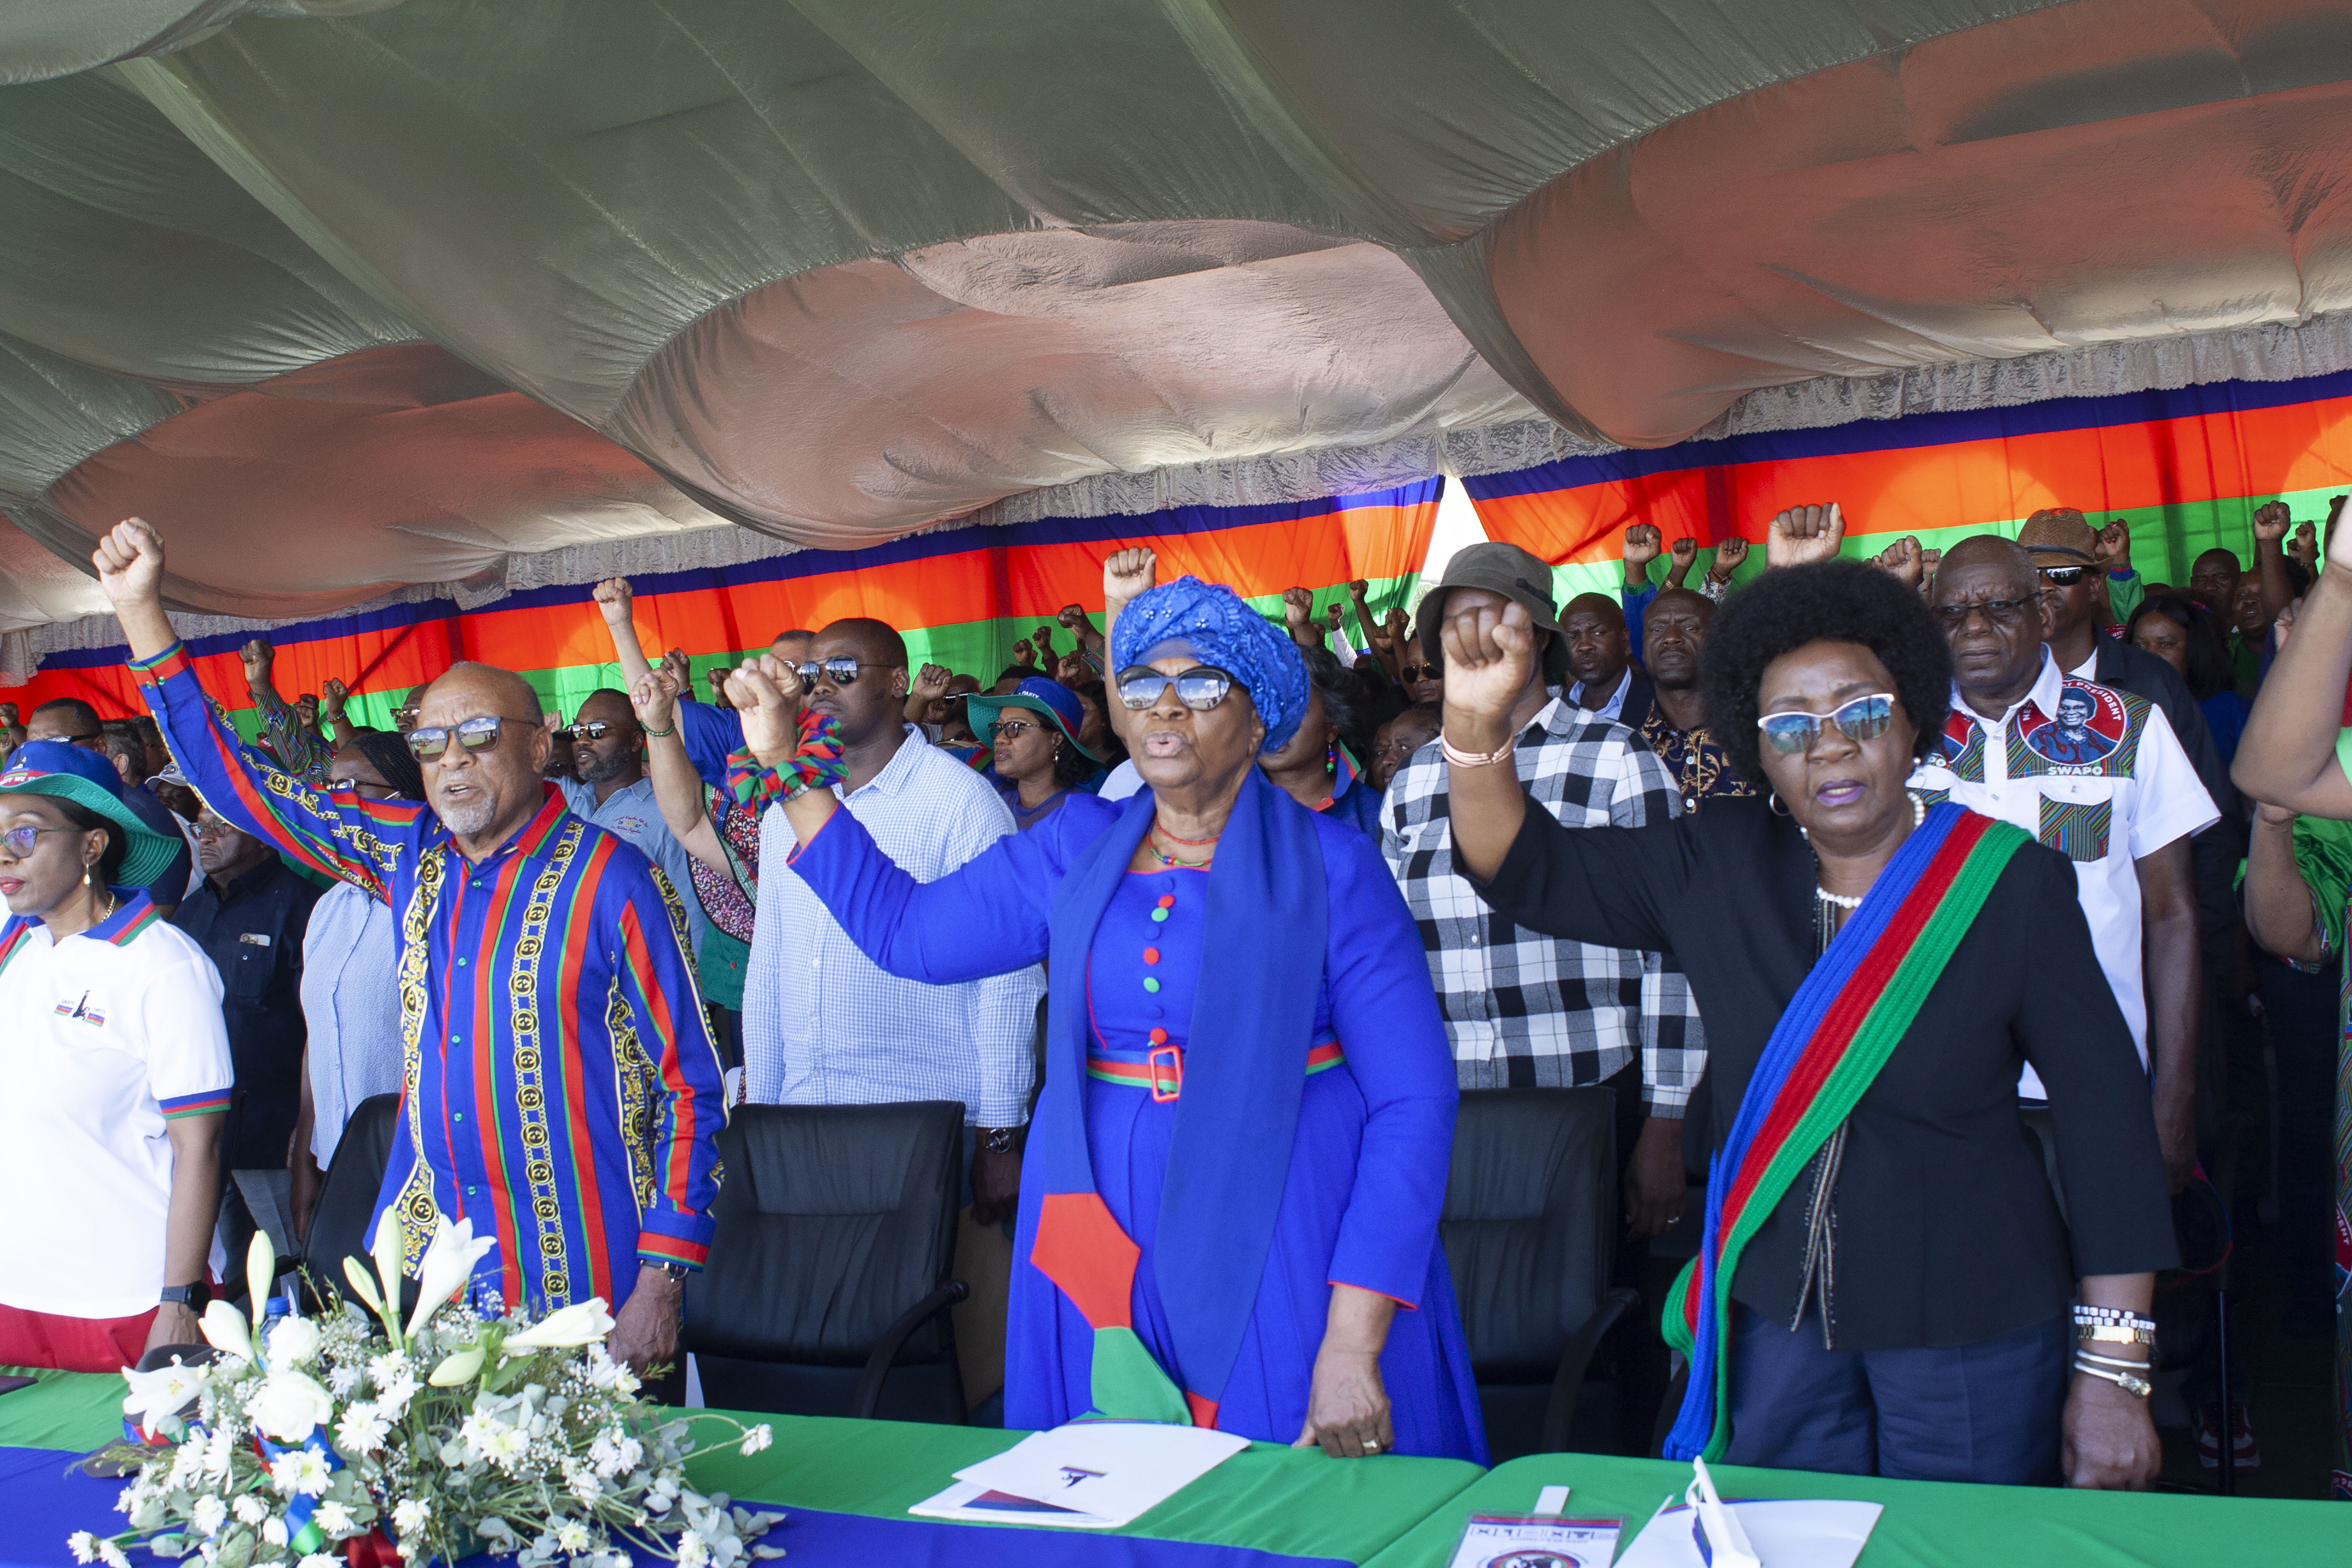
[5,0,2352,633]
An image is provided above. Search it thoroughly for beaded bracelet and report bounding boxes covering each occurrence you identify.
[724,709,847,808]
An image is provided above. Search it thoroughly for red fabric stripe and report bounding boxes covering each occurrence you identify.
[1184,1391,1219,1431]
[1029,1192,1140,1331]
[617,896,698,1219]
[468,849,526,1307]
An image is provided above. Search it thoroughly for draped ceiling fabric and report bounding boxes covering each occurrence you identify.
[7,0,2352,640]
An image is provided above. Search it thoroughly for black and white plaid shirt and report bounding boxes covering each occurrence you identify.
[1380,693,1706,1111]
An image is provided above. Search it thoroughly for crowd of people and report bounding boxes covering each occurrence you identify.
[0,491,2339,1489]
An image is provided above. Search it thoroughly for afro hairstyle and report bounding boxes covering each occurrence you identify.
[1699,559,1953,783]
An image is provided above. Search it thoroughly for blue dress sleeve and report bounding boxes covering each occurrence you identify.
[1313,819,1459,1307]
[678,699,745,792]
[1621,578,1657,660]
[786,797,1101,982]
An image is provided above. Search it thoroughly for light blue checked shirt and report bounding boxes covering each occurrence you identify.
[561,775,710,956]
[745,728,1042,1127]
[298,880,405,1167]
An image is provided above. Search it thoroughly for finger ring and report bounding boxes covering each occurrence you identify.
[1363,1439,1381,1453]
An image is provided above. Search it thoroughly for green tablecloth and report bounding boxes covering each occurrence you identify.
[0,1371,1480,1565]
[1364,1453,2347,1567]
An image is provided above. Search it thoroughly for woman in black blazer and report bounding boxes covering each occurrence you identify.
[1431,535,2173,1489]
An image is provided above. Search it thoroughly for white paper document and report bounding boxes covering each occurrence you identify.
[909,1420,1252,1529]
[1614,1496,1882,1568]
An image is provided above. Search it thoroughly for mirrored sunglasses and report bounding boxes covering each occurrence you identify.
[794,658,871,686]
[407,714,531,759]
[1756,693,1896,756]
[1114,665,1236,711]
[2037,565,2089,587]
[557,721,611,742]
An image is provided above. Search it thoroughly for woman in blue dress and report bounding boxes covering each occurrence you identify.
[728,577,1484,1461]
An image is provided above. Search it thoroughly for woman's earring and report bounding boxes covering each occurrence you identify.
[1766,791,1791,817]
[82,858,96,888]
[1325,741,1337,777]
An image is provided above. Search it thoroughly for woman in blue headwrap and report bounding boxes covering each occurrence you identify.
[729,571,1483,1461]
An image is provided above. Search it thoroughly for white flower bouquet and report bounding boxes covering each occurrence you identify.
[76,1217,785,1568]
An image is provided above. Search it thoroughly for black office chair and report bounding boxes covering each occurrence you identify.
[1443,1088,1641,1461]
[295,1092,402,1312]
[685,1101,969,1424]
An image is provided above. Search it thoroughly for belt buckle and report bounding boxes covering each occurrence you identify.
[1147,1044,1183,1102]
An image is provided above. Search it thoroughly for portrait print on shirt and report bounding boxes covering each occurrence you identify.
[1938,676,2144,786]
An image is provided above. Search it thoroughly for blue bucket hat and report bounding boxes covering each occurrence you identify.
[0,740,184,887]
[1109,577,1311,752]
[966,677,1103,766]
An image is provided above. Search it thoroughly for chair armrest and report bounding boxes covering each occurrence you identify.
[1538,1285,1641,1453]
[851,1280,970,1421]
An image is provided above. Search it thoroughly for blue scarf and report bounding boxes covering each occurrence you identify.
[1024,768,1328,1425]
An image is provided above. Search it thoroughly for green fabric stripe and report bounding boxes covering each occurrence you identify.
[1087,1324,1193,1426]
[1666,821,2030,1461]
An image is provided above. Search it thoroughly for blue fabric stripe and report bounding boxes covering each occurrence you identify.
[1462,367,2352,501]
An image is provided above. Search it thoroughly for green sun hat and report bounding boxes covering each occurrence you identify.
[966,677,1103,766]
[0,741,185,887]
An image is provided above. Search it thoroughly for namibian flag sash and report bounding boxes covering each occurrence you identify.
[1659,804,2030,1462]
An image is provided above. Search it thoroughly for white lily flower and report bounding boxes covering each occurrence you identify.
[120,1356,212,1437]
[500,1300,615,1353]
[427,1345,486,1387]
[368,1210,407,1346]
[198,1300,254,1364]
[406,1217,498,1340]
[245,1230,276,1332]
[340,1254,386,1323]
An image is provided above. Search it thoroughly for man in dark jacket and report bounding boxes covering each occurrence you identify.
[171,808,320,1259]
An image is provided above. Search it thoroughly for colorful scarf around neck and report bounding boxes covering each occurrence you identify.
[1660,803,2029,1461]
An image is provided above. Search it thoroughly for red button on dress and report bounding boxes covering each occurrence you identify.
[1144,947,1160,964]
[1149,1028,1169,1045]
[1157,894,1175,908]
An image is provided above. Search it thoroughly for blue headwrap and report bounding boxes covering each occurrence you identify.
[1109,577,1311,752]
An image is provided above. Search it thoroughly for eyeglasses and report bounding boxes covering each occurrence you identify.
[0,824,75,857]
[556,721,611,742]
[2037,566,2089,587]
[1929,596,2037,629]
[406,714,535,759]
[193,816,242,839]
[987,720,1037,741]
[328,778,400,801]
[1399,664,1440,683]
[1114,665,1236,711]
[794,658,885,687]
[1756,693,1896,755]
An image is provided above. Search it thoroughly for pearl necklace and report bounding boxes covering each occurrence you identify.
[1813,791,1927,911]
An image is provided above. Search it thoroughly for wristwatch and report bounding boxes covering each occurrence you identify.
[647,1260,691,1285]
[980,1126,1019,1156]
[159,1282,209,1311]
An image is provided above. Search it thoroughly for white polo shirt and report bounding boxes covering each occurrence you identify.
[0,896,233,1318]
[1909,649,2218,1096]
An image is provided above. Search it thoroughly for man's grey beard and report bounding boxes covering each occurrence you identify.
[435,789,499,836]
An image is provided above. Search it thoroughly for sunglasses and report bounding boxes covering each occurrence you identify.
[556,721,612,742]
[0,824,76,858]
[406,714,535,759]
[1114,665,1236,711]
[2037,566,2089,587]
[1929,596,2037,629]
[987,719,1039,741]
[1399,664,1440,683]
[1756,693,1896,756]
[328,777,400,801]
[793,658,889,687]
